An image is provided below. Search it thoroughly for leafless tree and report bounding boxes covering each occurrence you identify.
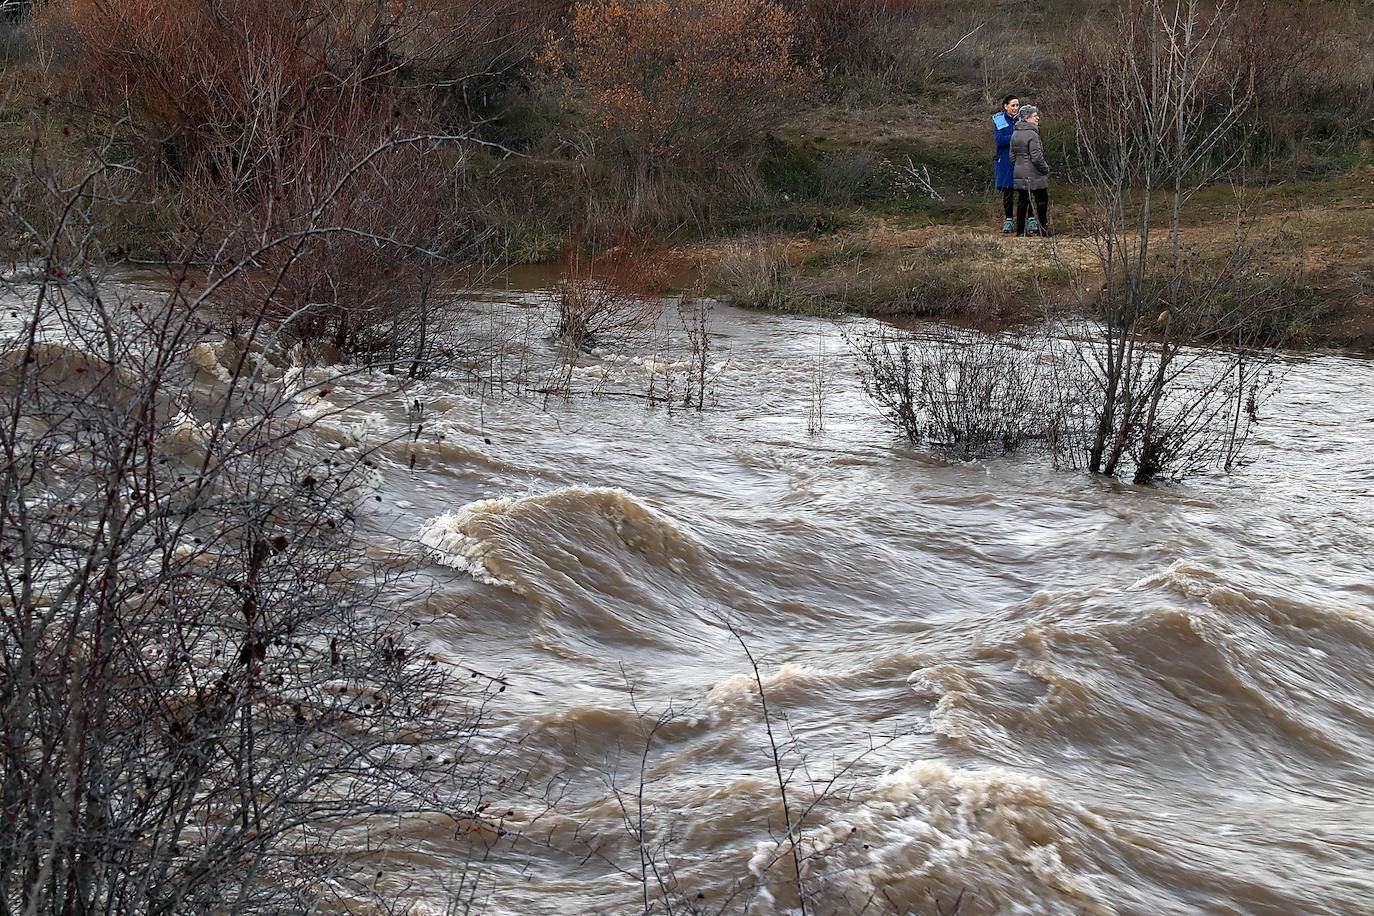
[0,120,508,916]
[1055,0,1290,483]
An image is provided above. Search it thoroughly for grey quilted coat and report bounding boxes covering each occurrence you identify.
[1010,121,1049,191]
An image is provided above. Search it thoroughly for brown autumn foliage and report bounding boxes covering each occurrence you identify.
[790,0,942,67]
[546,0,815,162]
[36,0,562,190]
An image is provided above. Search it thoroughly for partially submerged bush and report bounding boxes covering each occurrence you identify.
[855,325,1050,459]
[554,248,671,351]
[1057,0,1294,484]
[210,106,468,365]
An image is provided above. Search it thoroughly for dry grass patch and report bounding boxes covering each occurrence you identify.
[700,226,1071,320]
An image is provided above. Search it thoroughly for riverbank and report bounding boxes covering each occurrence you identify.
[5,1,1372,354]
[680,124,1374,351]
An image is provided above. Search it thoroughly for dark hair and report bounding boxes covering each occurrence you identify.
[1001,94,1019,109]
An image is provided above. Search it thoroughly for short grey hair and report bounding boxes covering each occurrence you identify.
[1018,105,1039,121]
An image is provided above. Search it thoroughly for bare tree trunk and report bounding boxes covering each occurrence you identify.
[1059,0,1274,484]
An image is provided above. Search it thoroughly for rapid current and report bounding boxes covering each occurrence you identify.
[262,281,1374,916]
[69,276,1374,914]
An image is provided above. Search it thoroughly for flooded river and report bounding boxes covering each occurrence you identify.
[219,289,1374,914]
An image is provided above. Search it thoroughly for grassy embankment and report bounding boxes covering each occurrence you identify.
[4,0,1373,350]
[482,0,1374,351]
[694,96,1374,350]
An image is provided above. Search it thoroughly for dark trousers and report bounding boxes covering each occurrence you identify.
[1016,188,1048,235]
[1000,187,1015,219]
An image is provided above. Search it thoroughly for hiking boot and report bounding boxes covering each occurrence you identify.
[1001,218,1014,233]
[1026,216,1039,233]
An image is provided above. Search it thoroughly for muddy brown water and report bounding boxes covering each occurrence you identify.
[119,285,1374,913]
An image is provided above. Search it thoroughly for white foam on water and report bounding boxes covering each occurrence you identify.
[706,662,844,716]
[417,486,702,601]
[188,341,232,382]
[417,504,522,590]
[160,412,215,456]
[793,761,1117,916]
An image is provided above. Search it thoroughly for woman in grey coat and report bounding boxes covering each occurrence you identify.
[1010,106,1053,237]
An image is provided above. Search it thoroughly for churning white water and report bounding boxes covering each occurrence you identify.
[235,290,1374,915]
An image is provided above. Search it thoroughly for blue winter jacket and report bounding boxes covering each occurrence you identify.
[993,111,1015,188]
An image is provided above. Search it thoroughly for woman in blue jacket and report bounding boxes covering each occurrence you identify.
[993,95,1028,233]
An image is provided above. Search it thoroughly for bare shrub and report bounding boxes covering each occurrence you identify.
[207,106,472,367]
[1056,0,1288,483]
[1060,0,1252,186]
[677,294,715,410]
[888,155,944,202]
[1047,238,1293,480]
[24,0,527,366]
[0,114,501,916]
[806,324,828,434]
[542,248,673,394]
[854,325,1050,459]
[1056,0,1368,177]
[36,0,558,189]
[553,248,671,350]
[544,0,814,164]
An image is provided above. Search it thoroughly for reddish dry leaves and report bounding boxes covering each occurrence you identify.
[547,0,815,158]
